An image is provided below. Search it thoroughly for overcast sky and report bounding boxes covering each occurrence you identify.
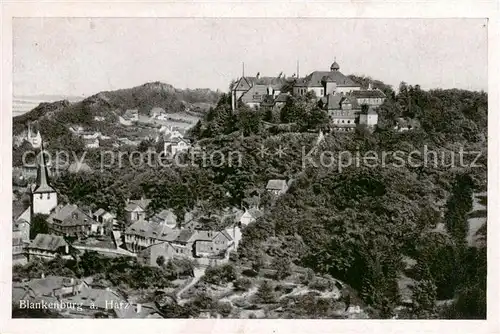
[13,18,488,97]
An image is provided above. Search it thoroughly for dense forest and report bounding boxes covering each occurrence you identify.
[14,76,487,318]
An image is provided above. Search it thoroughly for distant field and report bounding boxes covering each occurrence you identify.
[138,113,200,130]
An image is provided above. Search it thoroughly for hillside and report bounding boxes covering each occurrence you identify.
[12,82,221,135]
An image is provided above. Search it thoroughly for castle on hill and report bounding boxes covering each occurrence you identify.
[230,59,386,131]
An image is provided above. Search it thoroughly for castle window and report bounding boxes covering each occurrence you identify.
[320,89,324,96]
[48,193,51,199]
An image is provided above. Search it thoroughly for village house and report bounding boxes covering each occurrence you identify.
[12,205,31,264]
[238,207,264,226]
[63,286,161,318]
[150,209,177,228]
[124,197,151,225]
[193,229,234,258]
[164,137,191,156]
[136,227,235,266]
[12,275,87,305]
[92,208,115,227]
[124,219,179,252]
[25,233,71,260]
[46,204,99,238]
[138,242,177,267]
[266,179,290,196]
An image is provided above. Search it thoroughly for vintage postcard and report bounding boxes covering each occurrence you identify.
[1,2,499,334]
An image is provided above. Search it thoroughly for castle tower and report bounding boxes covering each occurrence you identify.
[330,58,340,72]
[31,143,58,215]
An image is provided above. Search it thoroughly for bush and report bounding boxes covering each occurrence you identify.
[203,263,237,285]
[272,257,292,280]
[233,277,252,292]
[216,301,233,317]
[308,276,334,292]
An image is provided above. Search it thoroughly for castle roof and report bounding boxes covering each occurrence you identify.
[294,71,359,88]
[351,89,386,98]
[240,84,268,104]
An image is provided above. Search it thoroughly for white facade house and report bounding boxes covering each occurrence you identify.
[164,138,190,156]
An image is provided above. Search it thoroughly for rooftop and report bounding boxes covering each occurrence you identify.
[351,89,386,98]
[13,276,81,298]
[125,198,151,212]
[125,219,179,242]
[266,179,288,190]
[28,234,68,252]
[49,204,95,227]
[295,70,359,88]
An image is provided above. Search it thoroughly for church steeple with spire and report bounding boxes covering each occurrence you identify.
[31,141,58,215]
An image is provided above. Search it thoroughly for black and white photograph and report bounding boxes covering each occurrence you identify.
[1,7,496,331]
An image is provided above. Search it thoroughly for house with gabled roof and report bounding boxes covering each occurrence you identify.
[124,197,151,224]
[47,204,98,238]
[12,275,87,304]
[266,179,290,196]
[25,234,70,260]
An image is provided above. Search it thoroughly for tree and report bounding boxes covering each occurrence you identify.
[156,255,166,267]
[411,279,437,318]
[444,173,474,245]
[30,214,49,239]
[236,105,262,136]
[255,280,276,304]
[203,263,237,285]
[272,257,292,280]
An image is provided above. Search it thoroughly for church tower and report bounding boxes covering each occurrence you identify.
[31,143,58,215]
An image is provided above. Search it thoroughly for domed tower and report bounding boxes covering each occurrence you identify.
[330,58,340,72]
